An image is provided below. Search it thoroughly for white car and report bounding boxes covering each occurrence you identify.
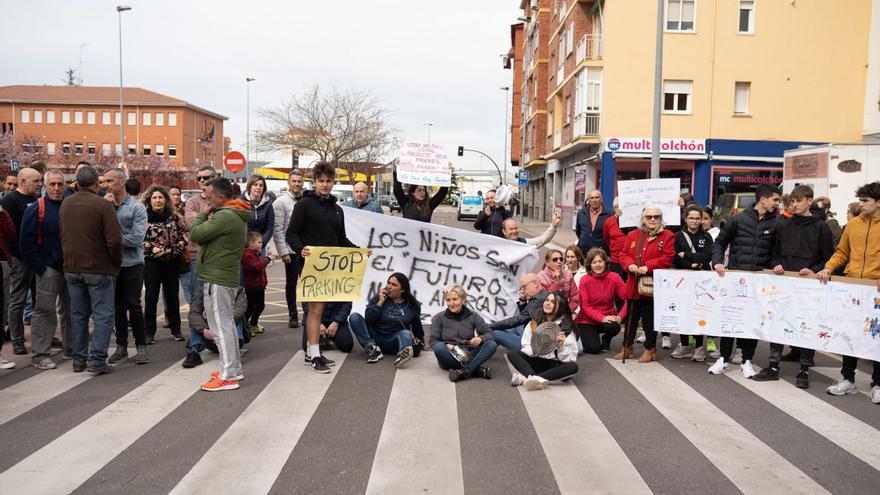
[457,195,483,220]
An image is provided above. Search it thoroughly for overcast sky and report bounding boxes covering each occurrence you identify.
[1,0,521,178]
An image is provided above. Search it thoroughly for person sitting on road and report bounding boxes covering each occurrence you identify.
[300,301,355,354]
[429,284,497,382]
[487,273,548,351]
[576,248,626,355]
[183,283,247,369]
[348,272,424,368]
[564,245,587,288]
[474,189,512,236]
[537,248,580,314]
[500,211,560,248]
[508,291,579,390]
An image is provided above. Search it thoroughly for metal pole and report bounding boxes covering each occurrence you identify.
[246,77,254,178]
[650,0,664,179]
[501,87,510,185]
[116,6,131,163]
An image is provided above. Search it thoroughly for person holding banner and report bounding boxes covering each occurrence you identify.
[508,292,579,390]
[618,206,675,363]
[287,162,364,374]
[576,248,626,354]
[818,181,880,403]
[392,168,449,223]
[669,205,714,362]
[429,284,497,382]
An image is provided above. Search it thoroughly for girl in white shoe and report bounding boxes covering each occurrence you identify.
[508,292,579,391]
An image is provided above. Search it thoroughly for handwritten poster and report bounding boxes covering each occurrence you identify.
[298,247,369,302]
[344,207,539,323]
[653,269,880,361]
[618,178,681,228]
[396,141,451,186]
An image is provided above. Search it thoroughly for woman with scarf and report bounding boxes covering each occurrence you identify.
[142,185,189,343]
[429,284,497,382]
[616,206,675,363]
[537,248,579,314]
[243,174,274,255]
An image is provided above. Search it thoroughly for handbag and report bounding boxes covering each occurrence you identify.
[178,245,191,275]
[636,232,654,297]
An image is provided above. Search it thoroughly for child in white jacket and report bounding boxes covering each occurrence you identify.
[508,291,579,390]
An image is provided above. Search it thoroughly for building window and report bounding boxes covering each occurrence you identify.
[62,142,71,154]
[47,110,55,124]
[20,110,30,123]
[87,111,96,125]
[143,112,151,126]
[21,142,31,153]
[155,112,164,126]
[102,111,111,125]
[87,143,96,155]
[115,111,121,125]
[734,81,751,115]
[34,110,43,123]
[115,143,122,155]
[666,0,696,32]
[739,1,755,34]
[102,143,111,155]
[143,144,151,156]
[663,79,692,113]
[47,142,56,155]
[168,144,177,157]
[156,144,165,156]
[127,112,136,126]
[74,111,83,124]
[566,23,574,56]
[61,111,71,124]
[565,96,571,126]
[127,144,136,155]
[74,142,83,154]
[168,113,177,126]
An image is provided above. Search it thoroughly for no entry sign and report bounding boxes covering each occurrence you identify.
[224,151,247,173]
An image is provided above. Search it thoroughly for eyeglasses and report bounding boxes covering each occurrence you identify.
[549,257,563,262]
[519,280,538,290]
[196,175,213,182]
[645,215,662,220]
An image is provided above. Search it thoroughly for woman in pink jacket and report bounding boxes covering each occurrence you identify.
[576,248,627,354]
[537,248,579,314]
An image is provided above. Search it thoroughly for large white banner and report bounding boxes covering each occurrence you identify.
[344,207,539,323]
[618,178,681,228]
[653,269,880,361]
[396,141,451,187]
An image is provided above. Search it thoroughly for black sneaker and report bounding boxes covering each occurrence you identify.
[51,338,64,349]
[411,337,423,358]
[448,369,468,382]
[796,370,810,389]
[366,344,384,363]
[473,366,492,379]
[87,362,114,374]
[309,355,331,374]
[108,346,128,364]
[145,337,156,345]
[304,354,335,366]
[751,367,780,381]
[394,346,413,369]
[172,332,185,342]
[13,343,27,355]
[288,317,299,328]
[72,360,87,372]
[182,351,203,368]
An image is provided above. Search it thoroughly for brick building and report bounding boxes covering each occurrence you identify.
[0,85,227,181]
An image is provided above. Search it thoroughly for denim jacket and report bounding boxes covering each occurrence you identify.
[115,195,148,267]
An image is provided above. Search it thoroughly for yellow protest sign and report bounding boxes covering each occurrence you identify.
[297,247,369,302]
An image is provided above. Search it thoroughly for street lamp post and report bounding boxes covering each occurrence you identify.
[423,122,433,144]
[500,86,510,185]
[116,5,131,163]
[246,77,255,178]
[650,0,664,178]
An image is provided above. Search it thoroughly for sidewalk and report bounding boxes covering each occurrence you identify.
[516,215,577,250]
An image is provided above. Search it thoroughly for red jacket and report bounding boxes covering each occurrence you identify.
[576,271,627,324]
[602,215,626,263]
[620,228,675,300]
[241,248,270,289]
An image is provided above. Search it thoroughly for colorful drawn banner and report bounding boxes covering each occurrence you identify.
[344,207,539,323]
[618,178,681,228]
[653,269,880,361]
[396,141,451,187]
[297,247,369,302]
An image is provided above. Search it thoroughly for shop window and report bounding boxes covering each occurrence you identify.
[663,80,692,113]
[739,1,755,34]
[47,110,55,124]
[168,144,177,157]
[734,81,750,115]
[20,110,30,123]
[666,0,696,32]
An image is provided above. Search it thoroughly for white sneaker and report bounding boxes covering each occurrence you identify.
[524,375,549,391]
[707,358,730,375]
[670,344,693,359]
[636,333,646,344]
[740,360,758,379]
[872,385,880,404]
[661,336,672,349]
[0,357,15,370]
[731,348,743,365]
[510,371,526,387]
[576,338,584,356]
[691,346,707,363]
[826,379,858,396]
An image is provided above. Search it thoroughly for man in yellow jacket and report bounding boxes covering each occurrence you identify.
[818,181,880,403]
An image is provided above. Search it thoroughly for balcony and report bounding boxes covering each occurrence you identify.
[574,113,601,137]
[575,34,603,64]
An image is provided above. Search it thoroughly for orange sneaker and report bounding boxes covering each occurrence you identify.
[210,371,244,381]
[200,377,239,392]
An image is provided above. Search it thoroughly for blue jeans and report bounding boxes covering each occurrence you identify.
[24,290,33,320]
[432,341,498,376]
[493,324,525,351]
[66,272,116,365]
[348,312,412,355]
[179,260,197,305]
[188,321,244,353]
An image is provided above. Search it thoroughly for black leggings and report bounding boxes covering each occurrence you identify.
[507,350,578,381]
[578,323,621,354]
[624,299,656,349]
[245,288,266,326]
[720,337,756,362]
[679,334,704,347]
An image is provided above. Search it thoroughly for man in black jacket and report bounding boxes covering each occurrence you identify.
[474,189,512,236]
[488,273,547,350]
[709,184,781,378]
[751,185,833,387]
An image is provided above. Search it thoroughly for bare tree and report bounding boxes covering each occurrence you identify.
[255,84,397,166]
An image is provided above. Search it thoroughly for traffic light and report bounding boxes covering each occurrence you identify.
[457,146,464,156]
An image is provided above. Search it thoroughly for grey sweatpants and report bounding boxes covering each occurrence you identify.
[203,282,242,380]
[31,267,72,361]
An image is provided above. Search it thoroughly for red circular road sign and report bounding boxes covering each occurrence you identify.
[224,151,247,173]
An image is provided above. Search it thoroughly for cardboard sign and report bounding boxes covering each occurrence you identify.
[396,142,451,187]
[618,178,681,228]
[297,247,369,302]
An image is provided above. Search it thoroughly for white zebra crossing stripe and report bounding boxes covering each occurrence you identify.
[171,351,346,495]
[366,355,464,495]
[727,372,880,468]
[508,360,651,494]
[0,354,215,495]
[812,367,873,397]
[609,360,830,495]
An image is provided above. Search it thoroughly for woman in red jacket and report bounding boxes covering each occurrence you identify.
[617,206,675,363]
[576,248,627,354]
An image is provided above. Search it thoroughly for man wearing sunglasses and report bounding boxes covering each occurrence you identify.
[181,166,218,304]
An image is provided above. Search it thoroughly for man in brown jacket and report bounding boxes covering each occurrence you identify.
[60,165,123,374]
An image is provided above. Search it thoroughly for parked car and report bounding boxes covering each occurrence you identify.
[457,195,483,220]
[389,196,400,212]
[713,192,757,226]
